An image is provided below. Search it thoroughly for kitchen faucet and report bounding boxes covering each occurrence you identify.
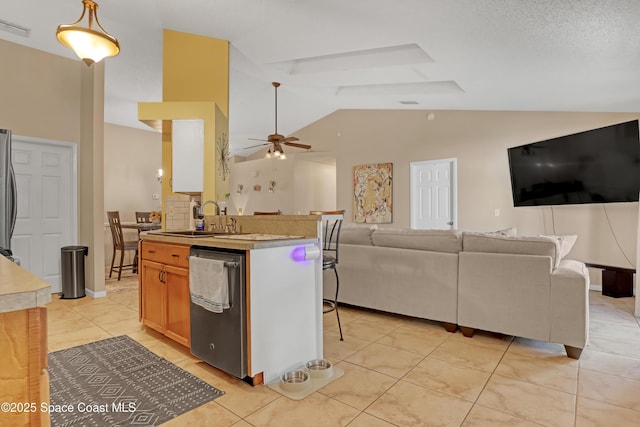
[202,200,225,230]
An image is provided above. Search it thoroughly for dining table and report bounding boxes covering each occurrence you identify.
[121,222,162,235]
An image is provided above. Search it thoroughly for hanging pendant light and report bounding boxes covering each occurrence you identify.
[56,0,119,66]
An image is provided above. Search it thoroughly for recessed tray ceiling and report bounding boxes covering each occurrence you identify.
[275,43,433,75]
[336,81,464,97]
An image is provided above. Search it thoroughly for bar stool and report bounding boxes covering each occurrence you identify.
[311,210,345,340]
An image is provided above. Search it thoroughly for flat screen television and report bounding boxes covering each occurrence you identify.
[508,120,640,207]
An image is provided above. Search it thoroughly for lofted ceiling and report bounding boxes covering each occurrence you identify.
[1,0,640,155]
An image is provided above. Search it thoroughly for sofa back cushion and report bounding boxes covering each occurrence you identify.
[462,233,577,267]
[340,226,375,246]
[371,229,462,253]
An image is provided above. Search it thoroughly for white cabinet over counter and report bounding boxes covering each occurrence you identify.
[172,119,204,193]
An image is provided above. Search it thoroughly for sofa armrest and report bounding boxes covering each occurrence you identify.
[550,260,590,349]
[458,252,553,342]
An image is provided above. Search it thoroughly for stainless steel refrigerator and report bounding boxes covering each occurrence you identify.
[0,129,17,252]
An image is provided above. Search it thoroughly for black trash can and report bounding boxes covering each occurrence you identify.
[60,246,88,299]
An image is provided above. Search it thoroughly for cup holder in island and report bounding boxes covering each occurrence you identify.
[280,369,311,392]
[305,359,334,379]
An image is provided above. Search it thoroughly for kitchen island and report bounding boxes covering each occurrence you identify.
[139,215,325,385]
[0,255,52,426]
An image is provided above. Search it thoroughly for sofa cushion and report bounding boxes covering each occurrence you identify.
[463,233,562,267]
[340,226,376,246]
[371,228,462,253]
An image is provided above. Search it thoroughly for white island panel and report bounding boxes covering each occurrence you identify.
[249,243,322,383]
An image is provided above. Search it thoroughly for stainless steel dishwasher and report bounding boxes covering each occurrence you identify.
[189,246,247,379]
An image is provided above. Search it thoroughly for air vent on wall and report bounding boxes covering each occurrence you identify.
[399,100,419,105]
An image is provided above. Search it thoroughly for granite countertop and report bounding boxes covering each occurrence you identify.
[0,256,52,313]
[140,231,318,250]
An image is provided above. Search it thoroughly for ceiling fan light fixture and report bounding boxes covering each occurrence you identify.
[248,82,312,156]
[56,0,119,66]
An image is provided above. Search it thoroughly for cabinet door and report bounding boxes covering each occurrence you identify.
[140,259,165,333]
[172,119,204,192]
[165,264,191,347]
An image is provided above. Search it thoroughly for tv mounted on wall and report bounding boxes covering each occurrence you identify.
[508,120,640,207]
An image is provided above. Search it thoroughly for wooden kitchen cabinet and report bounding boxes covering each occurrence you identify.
[140,241,191,347]
[0,307,49,427]
[140,259,164,332]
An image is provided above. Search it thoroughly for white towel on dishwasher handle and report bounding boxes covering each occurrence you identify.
[189,256,229,313]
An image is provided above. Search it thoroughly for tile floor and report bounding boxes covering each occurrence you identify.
[47,273,640,426]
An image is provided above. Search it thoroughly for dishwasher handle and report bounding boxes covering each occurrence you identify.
[187,256,239,269]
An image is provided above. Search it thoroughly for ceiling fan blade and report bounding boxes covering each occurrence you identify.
[284,141,312,150]
[282,136,299,142]
[248,138,269,142]
[244,142,270,149]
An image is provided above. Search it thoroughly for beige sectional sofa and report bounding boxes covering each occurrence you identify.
[324,227,590,358]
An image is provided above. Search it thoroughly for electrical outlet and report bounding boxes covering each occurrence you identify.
[494,209,500,217]
[168,206,175,216]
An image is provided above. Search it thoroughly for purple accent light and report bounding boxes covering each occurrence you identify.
[290,246,308,262]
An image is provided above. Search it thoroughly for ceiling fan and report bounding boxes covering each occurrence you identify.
[247,82,311,159]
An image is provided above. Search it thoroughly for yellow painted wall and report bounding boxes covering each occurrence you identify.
[163,30,229,206]
[138,30,230,219]
[163,30,229,117]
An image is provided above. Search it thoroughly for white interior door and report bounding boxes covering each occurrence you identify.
[410,158,457,230]
[11,137,77,293]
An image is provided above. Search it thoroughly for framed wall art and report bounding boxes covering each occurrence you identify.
[353,162,393,223]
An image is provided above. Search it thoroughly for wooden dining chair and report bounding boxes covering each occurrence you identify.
[253,210,282,215]
[107,211,139,281]
[135,211,152,223]
[310,209,345,340]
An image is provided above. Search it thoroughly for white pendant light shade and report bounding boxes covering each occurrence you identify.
[56,0,119,66]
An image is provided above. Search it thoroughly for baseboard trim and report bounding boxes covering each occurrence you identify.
[85,289,107,299]
[589,284,602,292]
